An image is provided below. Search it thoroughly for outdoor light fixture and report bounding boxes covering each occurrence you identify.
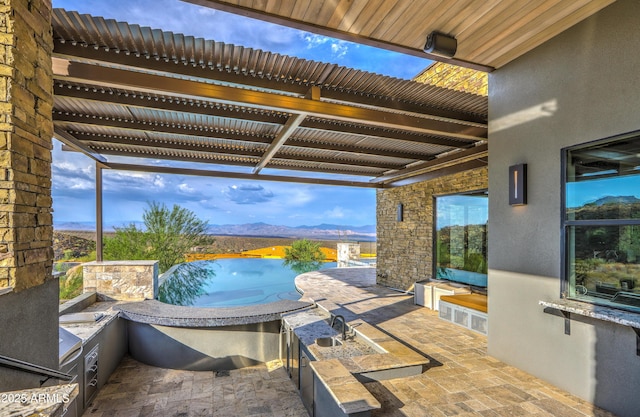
[423,31,457,58]
[509,164,527,205]
[397,203,404,222]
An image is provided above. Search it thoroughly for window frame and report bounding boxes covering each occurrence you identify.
[432,189,489,288]
[561,130,640,311]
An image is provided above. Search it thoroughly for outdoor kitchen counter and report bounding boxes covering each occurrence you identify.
[283,307,428,375]
[0,383,78,417]
[115,298,314,327]
[59,301,122,344]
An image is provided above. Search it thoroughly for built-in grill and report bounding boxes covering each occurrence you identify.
[59,311,106,414]
[59,327,82,366]
[59,327,82,417]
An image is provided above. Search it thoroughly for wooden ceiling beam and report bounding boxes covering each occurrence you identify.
[52,58,483,140]
[254,113,306,174]
[55,114,435,161]
[66,132,403,170]
[53,112,276,143]
[373,142,488,185]
[54,83,289,125]
[53,127,107,164]
[55,83,470,147]
[52,42,487,125]
[100,162,383,187]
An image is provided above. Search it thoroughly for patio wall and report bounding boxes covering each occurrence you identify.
[487,0,640,415]
[376,166,487,290]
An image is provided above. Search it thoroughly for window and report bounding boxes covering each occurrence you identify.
[434,191,488,288]
[563,132,640,311]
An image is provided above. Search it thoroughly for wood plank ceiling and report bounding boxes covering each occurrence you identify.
[51,8,489,187]
[186,0,615,70]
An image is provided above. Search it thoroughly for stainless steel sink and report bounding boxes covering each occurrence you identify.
[315,336,342,347]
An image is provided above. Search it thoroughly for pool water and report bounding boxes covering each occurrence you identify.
[159,258,336,307]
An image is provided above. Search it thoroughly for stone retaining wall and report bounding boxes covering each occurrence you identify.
[376,167,488,290]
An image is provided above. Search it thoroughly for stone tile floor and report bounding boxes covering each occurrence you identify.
[84,268,616,417]
[83,357,307,417]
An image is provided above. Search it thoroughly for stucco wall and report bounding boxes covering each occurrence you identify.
[377,167,488,290]
[488,1,640,415]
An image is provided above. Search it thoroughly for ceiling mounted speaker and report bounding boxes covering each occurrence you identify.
[424,31,457,58]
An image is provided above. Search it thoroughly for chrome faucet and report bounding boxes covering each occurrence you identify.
[330,315,347,340]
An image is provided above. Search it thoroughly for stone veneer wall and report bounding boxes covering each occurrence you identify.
[0,0,54,291]
[376,167,488,290]
[83,260,159,301]
[0,0,60,391]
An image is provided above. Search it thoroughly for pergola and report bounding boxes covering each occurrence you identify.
[51,9,488,186]
[49,1,613,258]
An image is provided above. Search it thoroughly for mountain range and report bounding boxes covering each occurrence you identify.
[54,221,376,241]
[586,195,640,206]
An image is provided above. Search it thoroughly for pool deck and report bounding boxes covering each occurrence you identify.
[84,267,616,417]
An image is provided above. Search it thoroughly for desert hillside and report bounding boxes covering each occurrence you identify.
[54,231,376,261]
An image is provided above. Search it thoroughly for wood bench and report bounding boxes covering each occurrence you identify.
[439,294,488,313]
[438,294,488,335]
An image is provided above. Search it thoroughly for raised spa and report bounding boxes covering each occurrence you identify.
[118,259,335,370]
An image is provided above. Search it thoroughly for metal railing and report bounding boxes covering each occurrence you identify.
[0,354,73,386]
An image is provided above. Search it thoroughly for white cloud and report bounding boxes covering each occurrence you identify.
[331,42,349,59]
[178,183,195,193]
[224,183,274,204]
[323,206,347,219]
[153,176,165,188]
[304,34,330,48]
[302,34,350,60]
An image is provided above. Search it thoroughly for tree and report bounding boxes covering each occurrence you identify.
[283,239,326,275]
[284,239,326,263]
[104,202,213,272]
[103,224,149,262]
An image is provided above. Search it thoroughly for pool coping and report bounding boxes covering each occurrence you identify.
[115,299,314,327]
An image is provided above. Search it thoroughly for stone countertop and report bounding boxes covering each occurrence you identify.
[283,308,428,373]
[59,301,122,344]
[540,298,640,329]
[115,299,314,327]
[310,359,380,415]
[287,268,429,415]
[282,308,336,345]
[0,383,78,417]
[283,306,428,415]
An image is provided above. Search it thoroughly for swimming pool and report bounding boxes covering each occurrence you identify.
[158,258,336,307]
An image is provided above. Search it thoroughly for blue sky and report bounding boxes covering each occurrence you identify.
[51,0,433,228]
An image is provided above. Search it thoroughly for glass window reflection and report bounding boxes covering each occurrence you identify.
[564,133,640,312]
[435,191,488,288]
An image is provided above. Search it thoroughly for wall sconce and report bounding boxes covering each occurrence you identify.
[509,164,527,205]
[397,203,404,222]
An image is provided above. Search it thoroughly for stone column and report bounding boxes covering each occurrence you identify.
[0,0,54,292]
[0,0,58,392]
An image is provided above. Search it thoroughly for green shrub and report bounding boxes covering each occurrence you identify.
[284,239,325,263]
[59,264,83,301]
